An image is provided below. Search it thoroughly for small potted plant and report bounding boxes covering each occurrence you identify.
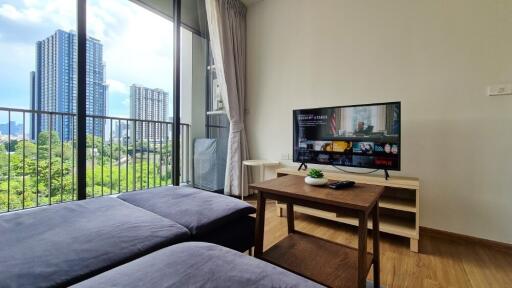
[305,168,328,186]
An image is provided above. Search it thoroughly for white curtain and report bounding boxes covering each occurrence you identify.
[205,0,250,197]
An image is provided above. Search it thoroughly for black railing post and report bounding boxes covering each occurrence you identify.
[7,111,10,211]
[110,119,113,194]
[118,120,121,192]
[125,119,129,192]
[172,0,181,186]
[132,120,137,190]
[92,118,95,197]
[76,0,87,200]
[22,112,26,209]
[48,114,52,204]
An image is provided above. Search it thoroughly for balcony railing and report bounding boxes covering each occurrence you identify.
[0,107,190,213]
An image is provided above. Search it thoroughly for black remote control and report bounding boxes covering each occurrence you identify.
[328,181,356,189]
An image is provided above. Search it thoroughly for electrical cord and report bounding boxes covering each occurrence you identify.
[331,165,379,175]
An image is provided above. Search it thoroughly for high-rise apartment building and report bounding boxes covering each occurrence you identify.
[130,85,168,141]
[31,30,107,141]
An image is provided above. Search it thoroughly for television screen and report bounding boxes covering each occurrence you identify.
[293,102,401,171]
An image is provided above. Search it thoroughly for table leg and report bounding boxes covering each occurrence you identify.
[372,203,380,288]
[286,203,295,234]
[241,164,246,201]
[358,211,368,288]
[254,191,266,258]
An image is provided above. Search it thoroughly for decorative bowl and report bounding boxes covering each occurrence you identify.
[305,176,328,186]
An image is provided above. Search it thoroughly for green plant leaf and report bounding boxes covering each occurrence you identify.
[307,168,324,178]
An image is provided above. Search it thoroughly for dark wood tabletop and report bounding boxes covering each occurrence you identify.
[249,174,383,212]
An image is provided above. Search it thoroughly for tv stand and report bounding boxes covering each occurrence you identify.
[384,169,390,180]
[297,162,308,171]
[276,167,420,252]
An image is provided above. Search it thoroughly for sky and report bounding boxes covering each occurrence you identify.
[0,0,174,122]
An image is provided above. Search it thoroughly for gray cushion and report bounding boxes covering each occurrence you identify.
[0,197,190,288]
[118,186,256,236]
[74,242,324,288]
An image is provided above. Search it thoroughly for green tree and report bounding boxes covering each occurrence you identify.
[38,131,61,146]
[15,140,37,158]
[4,140,18,152]
[37,131,62,160]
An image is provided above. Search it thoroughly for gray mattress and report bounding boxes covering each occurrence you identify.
[118,186,256,236]
[0,197,190,288]
[74,242,324,288]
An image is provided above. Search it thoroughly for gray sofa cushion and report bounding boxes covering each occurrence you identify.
[74,242,324,288]
[118,186,256,236]
[0,197,190,288]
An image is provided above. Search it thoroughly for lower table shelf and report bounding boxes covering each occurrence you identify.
[277,203,419,252]
[261,231,373,288]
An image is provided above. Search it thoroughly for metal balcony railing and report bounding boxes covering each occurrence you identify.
[0,107,190,213]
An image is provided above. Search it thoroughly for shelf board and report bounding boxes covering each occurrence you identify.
[380,196,416,212]
[277,167,420,189]
[261,232,373,288]
[334,210,416,238]
[280,204,417,238]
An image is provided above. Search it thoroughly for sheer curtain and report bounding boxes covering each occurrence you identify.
[205,0,250,197]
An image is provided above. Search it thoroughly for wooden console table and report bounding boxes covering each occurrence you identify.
[251,175,383,288]
[276,167,420,252]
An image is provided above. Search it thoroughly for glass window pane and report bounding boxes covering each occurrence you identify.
[0,0,76,211]
[86,0,173,196]
[180,14,227,189]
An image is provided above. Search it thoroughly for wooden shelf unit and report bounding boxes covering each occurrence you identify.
[262,232,373,288]
[276,167,420,252]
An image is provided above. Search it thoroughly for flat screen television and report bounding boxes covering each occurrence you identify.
[293,102,401,171]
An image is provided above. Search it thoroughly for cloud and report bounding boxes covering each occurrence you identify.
[107,79,129,94]
[0,4,31,22]
[0,0,75,44]
[0,1,74,27]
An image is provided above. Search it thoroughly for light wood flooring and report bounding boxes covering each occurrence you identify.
[247,199,512,288]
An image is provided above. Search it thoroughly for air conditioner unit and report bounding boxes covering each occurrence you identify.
[193,138,226,193]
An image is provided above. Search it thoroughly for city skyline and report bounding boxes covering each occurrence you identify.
[0,0,174,123]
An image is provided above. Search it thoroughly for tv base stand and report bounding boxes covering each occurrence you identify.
[297,162,308,171]
[384,169,390,180]
[275,167,421,253]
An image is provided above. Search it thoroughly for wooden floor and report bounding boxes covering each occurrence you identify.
[247,199,512,288]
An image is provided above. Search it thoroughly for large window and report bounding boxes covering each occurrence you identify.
[0,0,77,211]
[0,0,212,212]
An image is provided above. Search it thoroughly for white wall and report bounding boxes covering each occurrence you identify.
[246,0,512,243]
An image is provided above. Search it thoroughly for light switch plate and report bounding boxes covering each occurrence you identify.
[488,84,512,96]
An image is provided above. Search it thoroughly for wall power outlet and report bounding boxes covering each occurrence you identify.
[488,84,512,96]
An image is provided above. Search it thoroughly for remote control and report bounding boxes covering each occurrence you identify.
[328,181,356,189]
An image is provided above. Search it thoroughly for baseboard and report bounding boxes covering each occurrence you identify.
[420,226,512,252]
